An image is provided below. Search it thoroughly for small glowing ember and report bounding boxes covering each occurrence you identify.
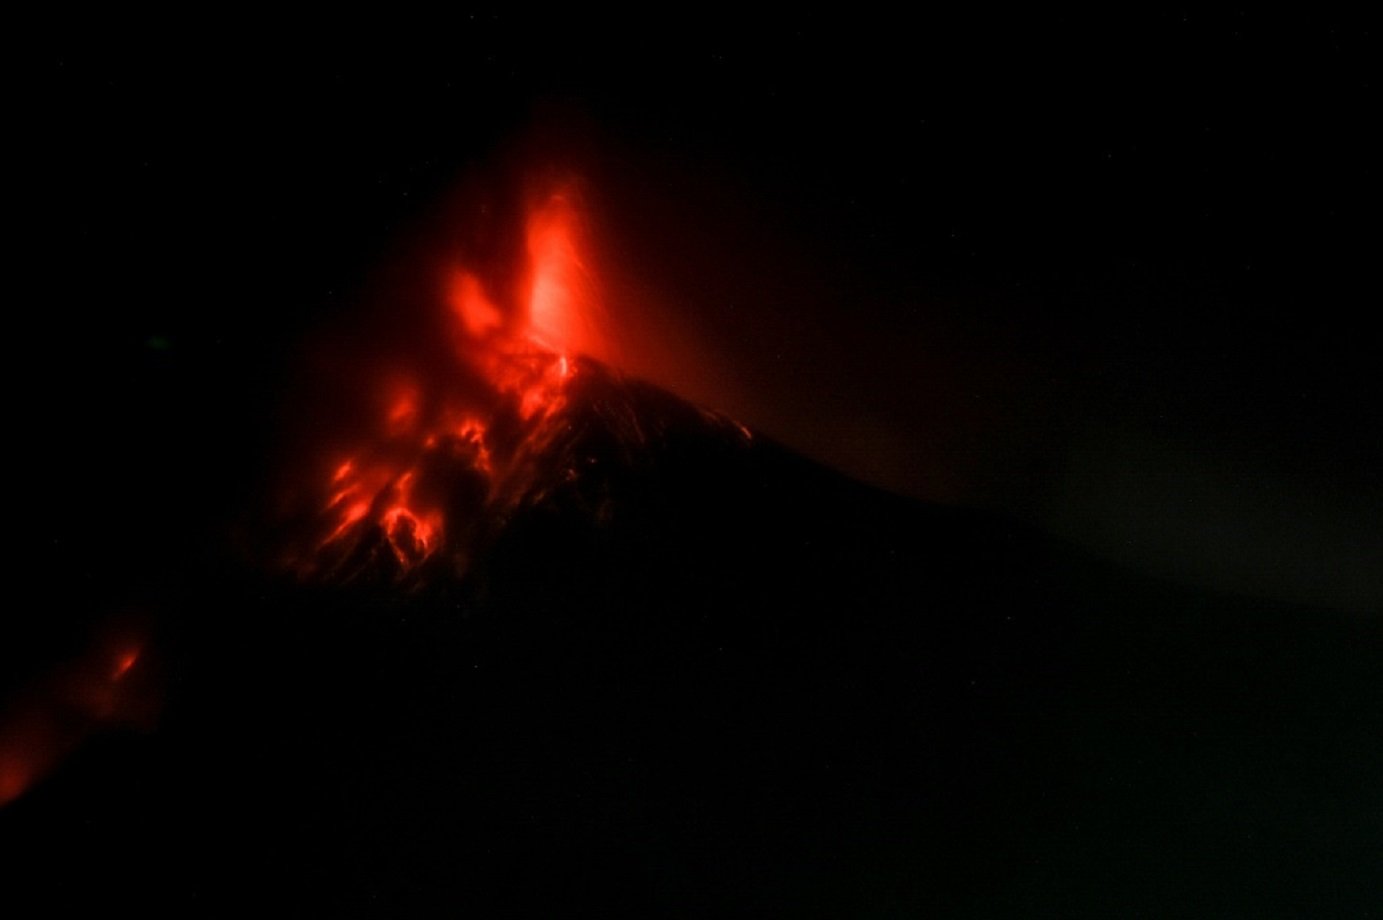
[112,649,139,681]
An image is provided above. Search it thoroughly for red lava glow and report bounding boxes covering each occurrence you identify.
[112,649,139,681]
[0,637,153,808]
[289,182,613,584]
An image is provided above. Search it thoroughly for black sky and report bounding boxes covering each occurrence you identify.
[16,11,1379,612]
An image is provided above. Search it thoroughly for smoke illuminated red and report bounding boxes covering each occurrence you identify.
[524,190,601,357]
[448,270,503,338]
[290,183,611,584]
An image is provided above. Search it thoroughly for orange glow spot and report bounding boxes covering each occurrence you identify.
[112,650,139,681]
[332,460,354,483]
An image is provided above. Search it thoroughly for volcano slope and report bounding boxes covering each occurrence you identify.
[5,359,1379,917]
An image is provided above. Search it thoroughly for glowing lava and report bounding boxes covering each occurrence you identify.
[293,185,610,584]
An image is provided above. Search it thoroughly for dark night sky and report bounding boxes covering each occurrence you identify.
[16,12,1379,612]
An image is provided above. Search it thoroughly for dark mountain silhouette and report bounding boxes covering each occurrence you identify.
[4,359,1378,917]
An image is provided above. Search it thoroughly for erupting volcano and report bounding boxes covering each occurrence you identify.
[285,184,749,590]
[6,173,1378,919]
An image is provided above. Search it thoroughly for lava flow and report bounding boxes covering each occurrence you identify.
[288,185,611,585]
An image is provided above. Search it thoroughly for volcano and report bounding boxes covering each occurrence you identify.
[4,185,1378,917]
[6,354,1380,916]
